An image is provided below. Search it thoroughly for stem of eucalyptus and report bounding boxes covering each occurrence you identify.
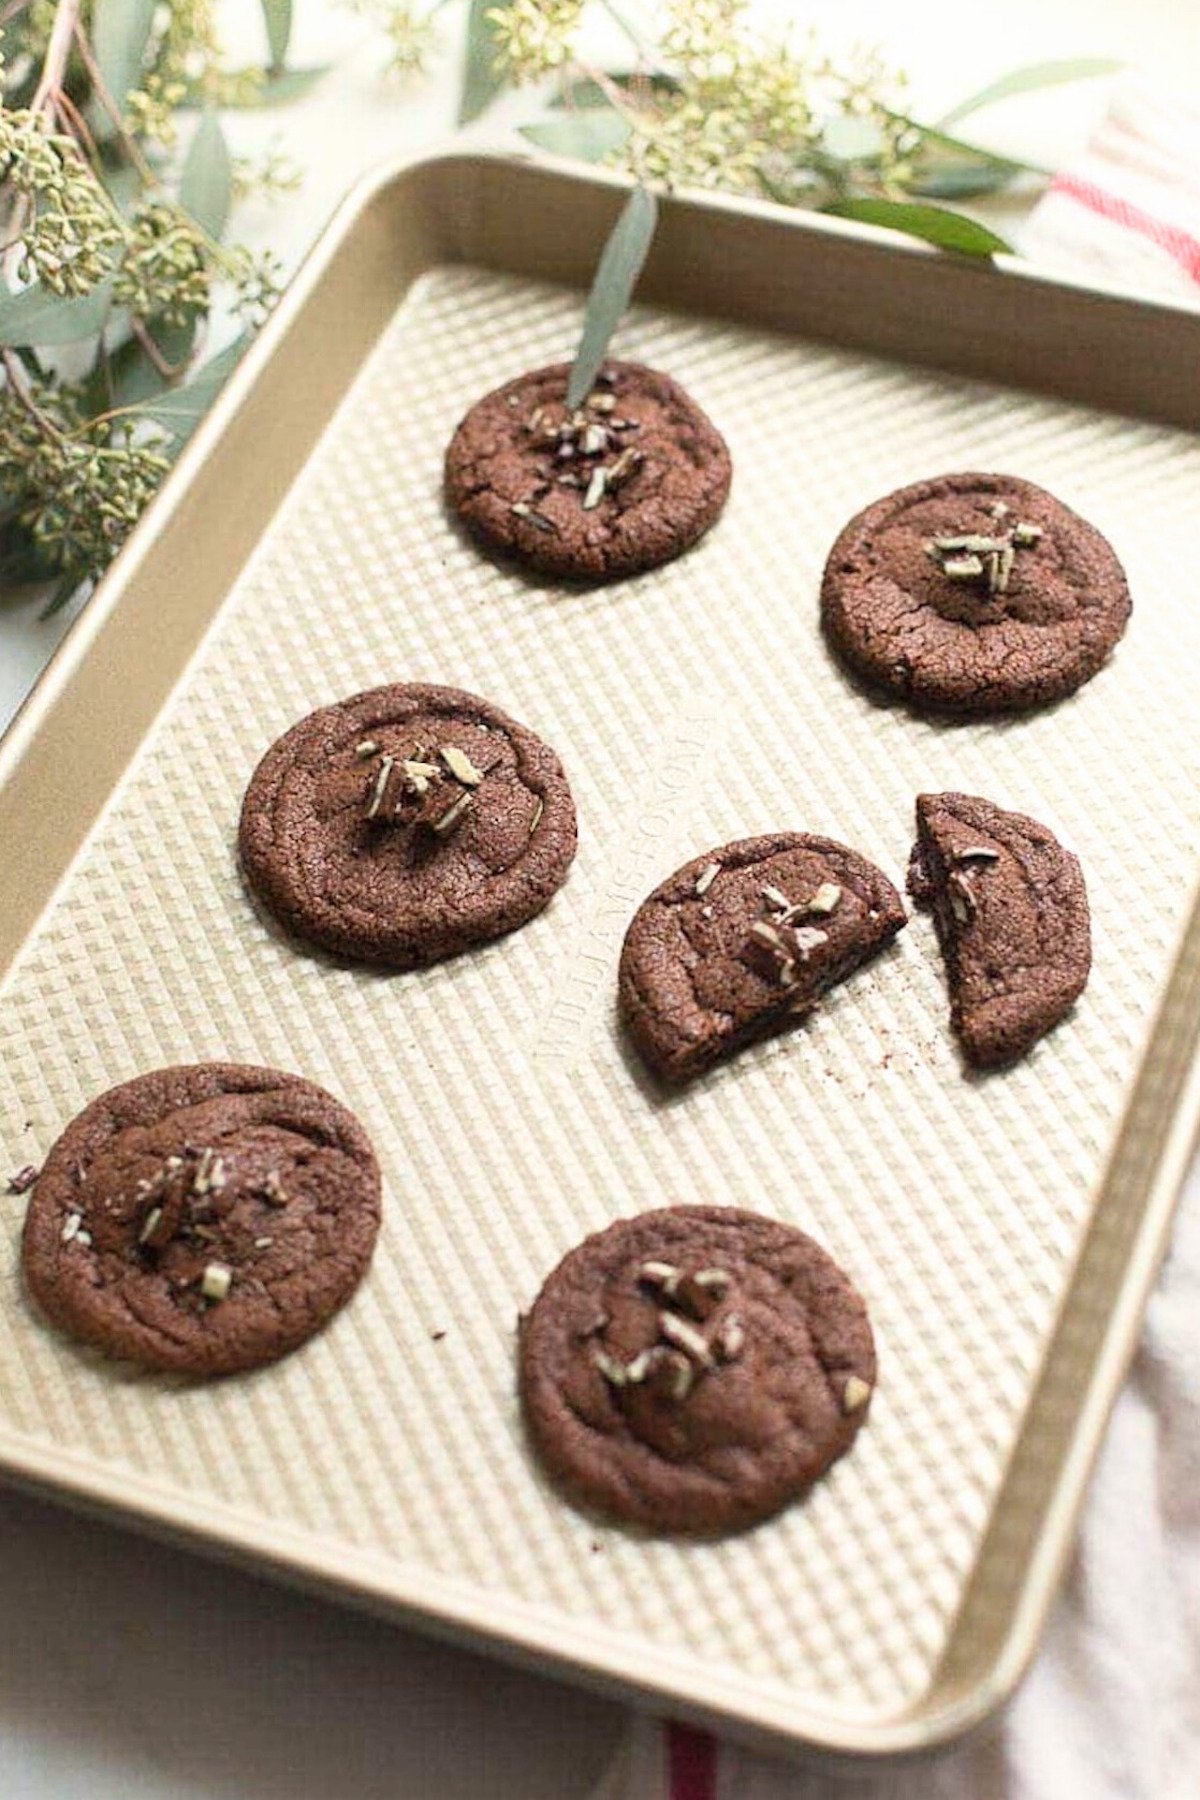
[2,0,83,283]
[28,0,81,115]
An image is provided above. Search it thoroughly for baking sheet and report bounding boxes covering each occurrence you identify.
[2,155,1199,1758]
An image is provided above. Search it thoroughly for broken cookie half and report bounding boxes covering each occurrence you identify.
[619,832,906,1083]
[908,792,1090,1069]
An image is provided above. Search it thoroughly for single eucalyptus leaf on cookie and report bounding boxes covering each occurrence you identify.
[460,0,509,125]
[567,184,658,410]
[939,57,1122,129]
[180,112,233,240]
[0,277,118,347]
[822,197,1012,258]
[521,111,631,164]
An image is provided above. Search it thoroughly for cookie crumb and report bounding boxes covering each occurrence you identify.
[842,1375,872,1413]
[7,1163,38,1194]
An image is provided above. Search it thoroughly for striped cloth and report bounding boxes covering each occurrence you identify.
[588,71,1200,1800]
[1020,72,1200,302]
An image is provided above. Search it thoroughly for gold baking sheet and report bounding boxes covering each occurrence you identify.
[2,153,1200,1761]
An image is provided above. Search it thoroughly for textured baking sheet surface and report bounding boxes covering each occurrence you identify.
[3,262,1200,1729]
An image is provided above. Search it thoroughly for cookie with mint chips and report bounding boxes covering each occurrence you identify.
[519,1205,876,1535]
[909,791,1091,1068]
[239,683,577,967]
[444,359,731,581]
[22,1064,380,1377]
[619,832,906,1083]
[821,472,1131,716]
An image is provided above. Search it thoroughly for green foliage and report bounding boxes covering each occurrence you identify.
[821,198,1012,257]
[479,3,1116,259]
[0,0,293,608]
[461,0,509,122]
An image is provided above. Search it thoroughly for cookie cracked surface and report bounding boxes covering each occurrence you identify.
[22,1063,381,1377]
[821,472,1131,716]
[239,683,577,968]
[444,360,731,581]
[619,833,906,1083]
[908,791,1091,1068]
[520,1205,875,1535]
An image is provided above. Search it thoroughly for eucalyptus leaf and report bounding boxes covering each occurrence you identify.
[521,111,630,164]
[179,112,232,240]
[259,0,293,71]
[885,112,1048,179]
[0,277,117,348]
[135,334,249,442]
[905,161,1018,201]
[460,0,509,125]
[93,0,157,112]
[939,58,1122,129]
[821,198,1012,257]
[567,184,657,410]
[895,118,1039,200]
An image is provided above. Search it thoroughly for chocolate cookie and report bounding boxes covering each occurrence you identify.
[22,1064,381,1377]
[520,1205,875,1535]
[619,833,906,1083]
[821,472,1131,716]
[444,359,731,581]
[908,792,1091,1068]
[239,683,577,967]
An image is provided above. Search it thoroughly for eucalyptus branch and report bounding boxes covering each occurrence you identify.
[0,0,295,610]
[1,347,57,440]
[51,88,99,164]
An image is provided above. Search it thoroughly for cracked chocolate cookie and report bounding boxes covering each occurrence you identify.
[619,833,906,1083]
[22,1064,381,1377]
[239,683,577,967]
[443,359,731,581]
[821,472,1131,716]
[908,792,1091,1068]
[520,1205,875,1535]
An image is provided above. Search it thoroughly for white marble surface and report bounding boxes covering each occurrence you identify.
[1,4,1196,1797]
